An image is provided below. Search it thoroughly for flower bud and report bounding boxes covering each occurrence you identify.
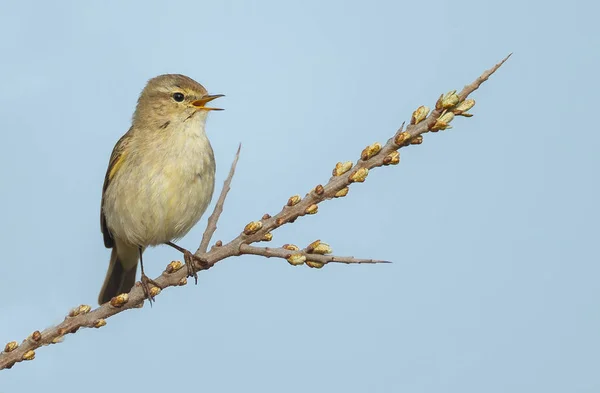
[361,142,382,161]
[411,105,430,125]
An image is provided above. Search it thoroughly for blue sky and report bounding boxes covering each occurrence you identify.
[0,0,598,391]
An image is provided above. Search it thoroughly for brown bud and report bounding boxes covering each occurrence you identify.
[283,244,300,251]
[166,260,183,273]
[349,168,369,183]
[287,195,301,206]
[94,319,107,328]
[383,151,400,165]
[287,254,306,266]
[305,204,318,215]
[411,105,430,125]
[262,232,273,242]
[110,293,129,308]
[275,217,285,226]
[243,221,263,235]
[178,277,188,286]
[314,184,324,195]
[394,131,411,146]
[262,213,272,220]
[4,341,18,353]
[334,187,349,198]
[31,331,41,342]
[306,261,325,269]
[333,161,353,176]
[22,350,35,361]
[215,240,223,247]
[361,142,382,161]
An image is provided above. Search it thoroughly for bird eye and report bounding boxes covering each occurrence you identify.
[172,92,185,102]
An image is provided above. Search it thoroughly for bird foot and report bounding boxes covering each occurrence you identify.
[140,274,161,305]
[183,250,209,285]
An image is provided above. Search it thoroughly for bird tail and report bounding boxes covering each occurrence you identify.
[98,244,138,305]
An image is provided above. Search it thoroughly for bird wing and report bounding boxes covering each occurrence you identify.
[101,128,133,248]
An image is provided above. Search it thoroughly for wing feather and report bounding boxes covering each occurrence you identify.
[101,129,133,248]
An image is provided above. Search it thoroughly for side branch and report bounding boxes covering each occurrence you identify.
[197,144,241,254]
[239,244,391,266]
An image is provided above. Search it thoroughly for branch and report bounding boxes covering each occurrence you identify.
[0,55,510,371]
[239,244,391,266]
[197,143,241,254]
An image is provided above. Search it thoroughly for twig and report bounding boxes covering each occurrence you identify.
[197,143,241,254]
[239,244,391,265]
[0,55,510,371]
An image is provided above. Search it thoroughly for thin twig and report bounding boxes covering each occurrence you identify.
[240,244,391,265]
[197,143,241,254]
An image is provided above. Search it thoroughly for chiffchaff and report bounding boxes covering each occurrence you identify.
[98,74,222,305]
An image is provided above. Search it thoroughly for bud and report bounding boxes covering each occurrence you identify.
[410,135,423,145]
[22,350,35,361]
[306,239,321,253]
[306,261,325,269]
[52,336,64,344]
[69,304,92,317]
[287,195,301,206]
[4,341,18,353]
[431,112,455,131]
[411,105,430,125]
[453,98,475,115]
[262,232,273,242]
[243,221,263,235]
[149,287,161,298]
[283,244,300,251]
[383,151,400,165]
[333,161,353,176]
[166,260,183,273]
[178,277,188,286]
[349,168,369,183]
[334,187,349,198]
[110,293,129,308]
[436,90,459,110]
[394,131,411,146]
[31,330,42,342]
[305,204,318,214]
[94,319,107,328]
[314,184,324,195]
[262,213,272,220]
[361,142,382,161]
[312,242,332,255]
[287,254,306,266]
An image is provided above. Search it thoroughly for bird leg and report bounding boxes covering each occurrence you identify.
[165,242,209,284]
[139,246,161,304]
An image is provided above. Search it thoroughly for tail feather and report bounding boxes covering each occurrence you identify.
[98,247,138,305]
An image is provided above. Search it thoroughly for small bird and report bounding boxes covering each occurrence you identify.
[98,74,222,305]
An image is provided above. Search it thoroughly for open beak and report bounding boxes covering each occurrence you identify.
[191,94,224,111]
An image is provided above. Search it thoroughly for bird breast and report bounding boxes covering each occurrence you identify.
[103,120,216,247]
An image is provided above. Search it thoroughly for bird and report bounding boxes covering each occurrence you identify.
[98,74,222,305]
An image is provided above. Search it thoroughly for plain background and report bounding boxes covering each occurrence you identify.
[0,0,598,391]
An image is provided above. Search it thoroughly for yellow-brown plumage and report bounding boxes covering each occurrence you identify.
[98,74,221,304]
